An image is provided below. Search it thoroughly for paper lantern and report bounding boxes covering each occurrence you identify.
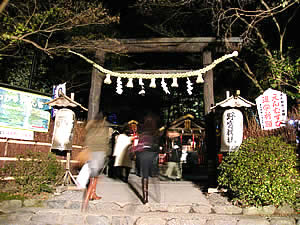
[220,109,243,152]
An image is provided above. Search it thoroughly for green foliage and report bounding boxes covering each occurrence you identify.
[2,53,53,93]
[0,0,119,57]
[0,192,25,202]
[1,151,64,195]
[218,136,299,207]
[267,50,300,100]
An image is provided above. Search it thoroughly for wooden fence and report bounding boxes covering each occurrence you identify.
[0,120,86,169]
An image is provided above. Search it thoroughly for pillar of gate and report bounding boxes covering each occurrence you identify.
[87,51,105,121]
[202,50,217,187]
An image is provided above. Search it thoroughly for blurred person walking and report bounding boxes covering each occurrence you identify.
[135,114,160,204]
[81,112,112,211]
[113,125,133,183]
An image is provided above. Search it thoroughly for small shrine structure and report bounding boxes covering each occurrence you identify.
[164,114,205,150]
[159,114,206,164]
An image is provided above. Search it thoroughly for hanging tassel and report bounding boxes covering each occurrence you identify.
[186,78,193,95]
[171,77,178,87]
[126,78,134,88]
[196,74,204,83]
[116,77,123,94]
[161,78,170,94]
[149,78,156,88]
[138,86,145,96]
[104,74,112,84]
[139,78,144,86]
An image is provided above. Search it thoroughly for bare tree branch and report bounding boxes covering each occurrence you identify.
[0,1,120,57]
[0,0,9,14]
[230,58,264,93]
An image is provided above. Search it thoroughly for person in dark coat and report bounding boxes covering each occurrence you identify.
[135,114,160,204]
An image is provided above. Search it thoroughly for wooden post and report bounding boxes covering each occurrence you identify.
[203,50,217,187]
[203,50,214,115]
[87,51,106,121]
[4,139,8,156]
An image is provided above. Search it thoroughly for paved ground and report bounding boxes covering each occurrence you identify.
[0,174,300,225]
[0,174,299,225]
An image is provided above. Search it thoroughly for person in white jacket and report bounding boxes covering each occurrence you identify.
[113,126,133,182]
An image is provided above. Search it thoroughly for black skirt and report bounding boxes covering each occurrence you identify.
[136,150,159,178]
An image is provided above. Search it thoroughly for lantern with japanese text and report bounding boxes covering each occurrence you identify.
[51,108,75,151]
[211,91,256,153]
[220,109,244,152]
[45,92,88,186]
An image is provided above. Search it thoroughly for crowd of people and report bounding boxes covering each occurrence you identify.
[74,111,209,211]
[76,112,163,210]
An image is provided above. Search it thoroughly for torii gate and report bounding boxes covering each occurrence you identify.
[87,37,241,120]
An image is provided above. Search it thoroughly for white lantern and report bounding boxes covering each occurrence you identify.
[220,109,243,152]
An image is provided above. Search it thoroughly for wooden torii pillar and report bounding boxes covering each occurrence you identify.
[88,51,105,120]
[87,37,241,120]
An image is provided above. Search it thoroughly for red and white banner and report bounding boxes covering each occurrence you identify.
[255,88,287,130]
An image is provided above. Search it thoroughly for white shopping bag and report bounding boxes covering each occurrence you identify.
[76,163,91,188]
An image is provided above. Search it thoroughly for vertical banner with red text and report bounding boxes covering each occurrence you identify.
[255,88,287,130]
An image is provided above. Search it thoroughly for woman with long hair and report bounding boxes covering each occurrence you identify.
[135,113,160,204]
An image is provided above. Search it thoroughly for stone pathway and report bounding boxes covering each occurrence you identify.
[0,175,299,225]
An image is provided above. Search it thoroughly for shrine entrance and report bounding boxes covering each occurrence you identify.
[78,37,241,120]
[70,37,241,184]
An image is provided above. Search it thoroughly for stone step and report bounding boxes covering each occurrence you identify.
[1,174,299,225]
[1,198,297,217]
[45,198,298,217]
[1,207,299,225]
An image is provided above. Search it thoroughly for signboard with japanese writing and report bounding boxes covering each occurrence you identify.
[51,108,75,151]
[221,109,243,152]
[0,127,34,140]
[255,88,287,130]
[0,87,51,132]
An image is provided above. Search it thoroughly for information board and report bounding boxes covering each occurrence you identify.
[0,87,52,132]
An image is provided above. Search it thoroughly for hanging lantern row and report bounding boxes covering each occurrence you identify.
[68,50,238,95]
